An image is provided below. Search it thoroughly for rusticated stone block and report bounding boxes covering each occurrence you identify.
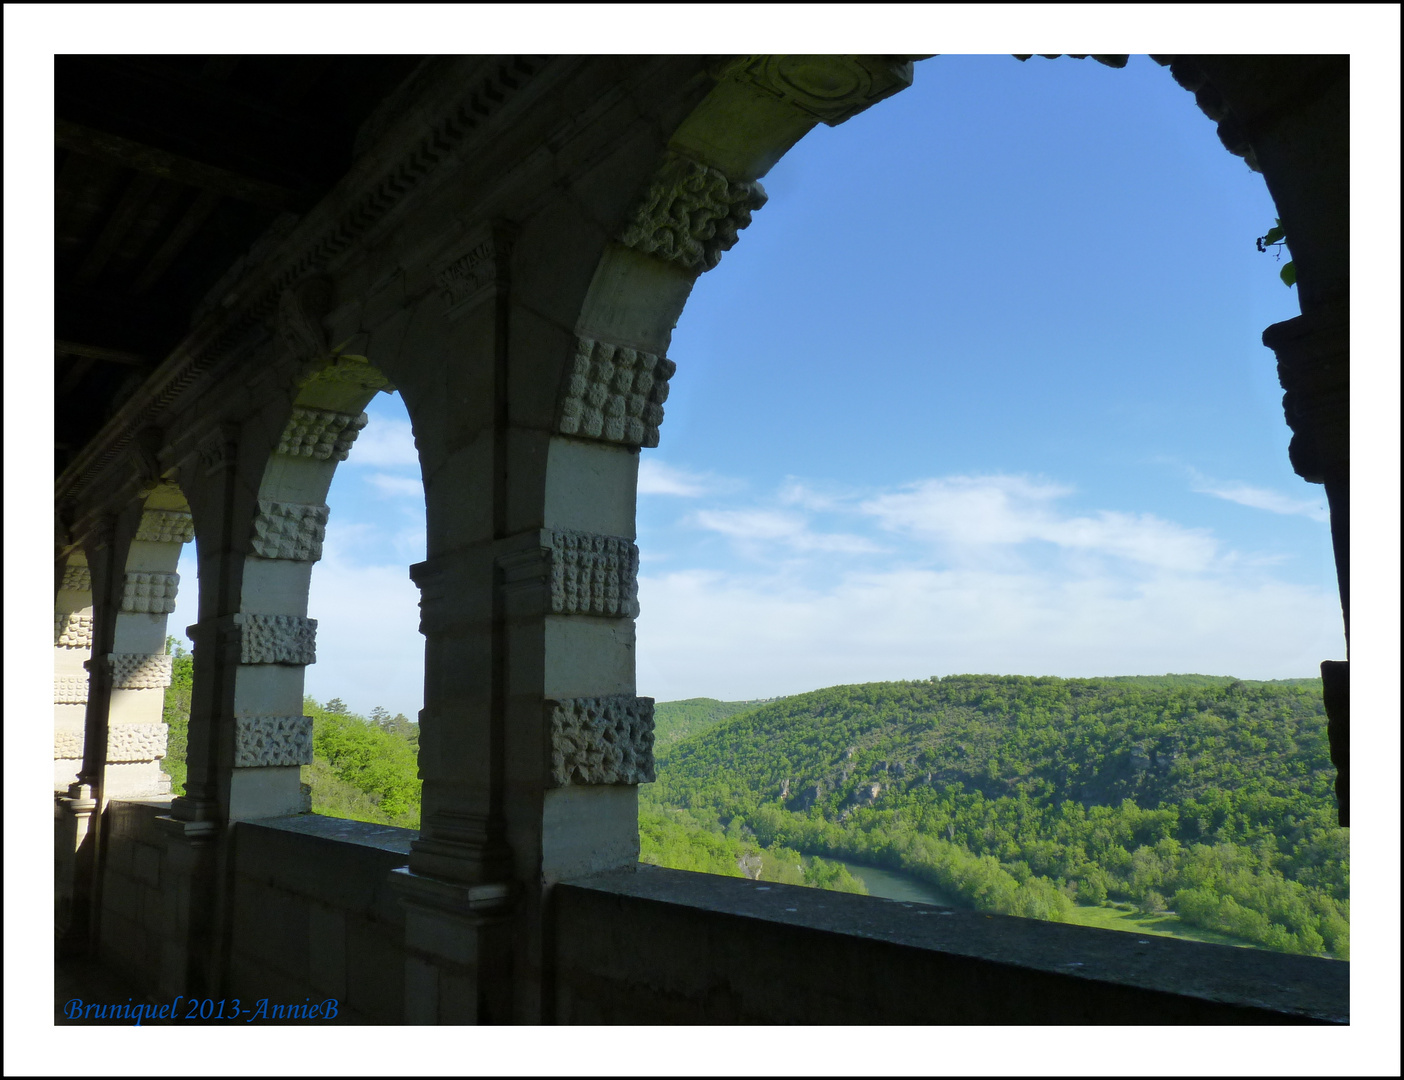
[109,652,174,690]
[550,531,639,617]
[548,695,656,787]
[135,509,195,544]
[618,152,767,273]
[277,408,368,461]
[54,675,89,704]
[558,338,675,448]
[251,500,330,561]
[55,731,84,759]
[235,613,317,665]
[61,565,91,592]
[234,715,314,767]
[108,723,168,763]
[55,612,94,648]
[121,571,179,614]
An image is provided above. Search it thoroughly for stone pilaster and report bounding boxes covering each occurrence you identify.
[1263,299,1348,826]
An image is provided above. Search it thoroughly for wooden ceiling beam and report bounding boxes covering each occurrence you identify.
[55,340,149,365]
[55,118,295,210]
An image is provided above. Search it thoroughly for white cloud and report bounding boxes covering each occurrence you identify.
[365,473,424,499]
[691,508,883,554]
[1192,478,1331,522]
[635,565,1344,702]
[638,459,733,497]
[306,546,423,719]
[348,417,419,468]
[861,475,1219,572]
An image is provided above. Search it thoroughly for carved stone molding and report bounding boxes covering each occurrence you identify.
[108,652,175,690]
[617,152,767,273]
[60,565,91,592]
[54,731,83,759]
[109,723,169,763]
[720,55,916,127]
[235,613,317,665]
[550,531,640,618]
[120,571,180,614]
[437,221,517,317]
[275,276,334,361]
[55,613,94,648]
[135,509,195,544]
[277,407,368,461]
[251,500,330,561]
[234,714,314,767]
[301,357,395,393]
[198,423,239,477]
[55,675,89,705]
[547,695,656,786]
[53,723,169,762]
[558,337,675,448]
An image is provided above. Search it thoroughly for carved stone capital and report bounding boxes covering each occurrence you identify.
[55,675,89,705]
[437,221,517,318]
[55,612,94,649]
[549,531,639,618]
[277,407,368,461]
[251,500,330,561]
[718,55,915,127]
[618,152,767,273]
[547,695,655,786]
[120,570,179,613]
[233,714,314,767]
[135,509,195,544]
[234,613,317,665]
[54,723,169,762]
[109,722,169,763]
[1263,302,1348,484]
[54,730,84,759]
[60,565,91,593]
[108,652,174,690]
[120,571,180,614]
[557,336,675,448]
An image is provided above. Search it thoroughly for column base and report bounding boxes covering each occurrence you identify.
[389,867,515,1024]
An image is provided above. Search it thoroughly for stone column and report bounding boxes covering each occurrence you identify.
[54,555,94,792]
[1263,299,1348,823]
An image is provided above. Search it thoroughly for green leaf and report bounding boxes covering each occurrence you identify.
[1262,226,1286,246]
[1280,261,1297,287]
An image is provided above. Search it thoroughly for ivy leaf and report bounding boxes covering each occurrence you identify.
[1280,261,1297,287]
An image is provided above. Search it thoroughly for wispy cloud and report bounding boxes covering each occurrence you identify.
[638,459,721,497]
[1191,476,1330,522]
[691,508,884,554]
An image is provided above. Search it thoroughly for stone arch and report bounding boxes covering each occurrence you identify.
[174,338,395,823]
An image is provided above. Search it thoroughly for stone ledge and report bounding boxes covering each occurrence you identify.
[554,864,1347,1025]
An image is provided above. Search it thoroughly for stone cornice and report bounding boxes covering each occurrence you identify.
[56,56,561,530]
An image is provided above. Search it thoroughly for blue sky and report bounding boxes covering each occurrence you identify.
[170,55,1345,717]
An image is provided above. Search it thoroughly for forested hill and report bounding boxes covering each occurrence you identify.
[643,674,1349,958]
[652,698,764,750]
[653,675,1334,818]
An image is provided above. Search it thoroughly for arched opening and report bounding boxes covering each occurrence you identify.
[593,56,1348,957]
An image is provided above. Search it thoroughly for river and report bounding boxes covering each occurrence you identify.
[830,858,961,908]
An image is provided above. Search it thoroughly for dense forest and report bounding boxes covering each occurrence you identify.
[159,641,1346,958]
[644,675,1348,958]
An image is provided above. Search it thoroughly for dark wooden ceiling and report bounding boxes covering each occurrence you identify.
[54,54,424,476]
